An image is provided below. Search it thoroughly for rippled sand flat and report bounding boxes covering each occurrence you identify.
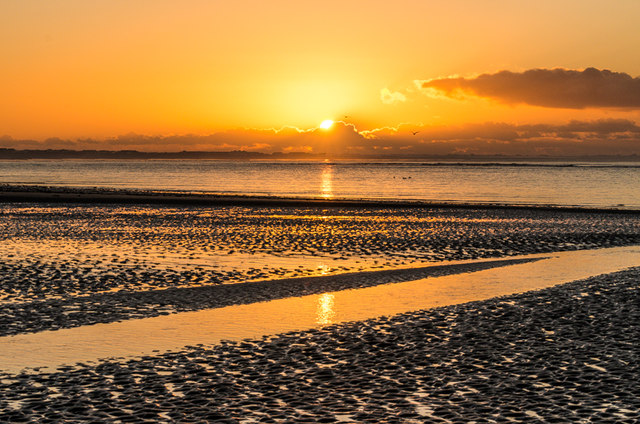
[2,202,640,335]
[0,198,639,422]
[2,202,639,300]
[1,268,639,422]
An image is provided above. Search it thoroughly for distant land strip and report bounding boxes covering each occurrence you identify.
[2,184,640,214]
[2,148,640,162]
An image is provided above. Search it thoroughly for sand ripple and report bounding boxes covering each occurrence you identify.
[1,268,638,422]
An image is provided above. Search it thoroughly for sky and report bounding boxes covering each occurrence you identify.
[1,0,640,156]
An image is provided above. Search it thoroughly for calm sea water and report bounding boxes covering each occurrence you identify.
[1,160,640,209]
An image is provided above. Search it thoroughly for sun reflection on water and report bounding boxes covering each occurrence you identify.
[316,293,336,325]
[321,165,334,199]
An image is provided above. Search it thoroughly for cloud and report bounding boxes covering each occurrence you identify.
[345,119,640,156]
[0,123,367,155]
[380,87,406,105]
[421,68,640,109]
[2,119,640,157]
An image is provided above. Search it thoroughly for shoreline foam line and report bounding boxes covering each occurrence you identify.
[1,245,639,374]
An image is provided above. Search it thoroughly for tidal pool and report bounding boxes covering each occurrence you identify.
[1,245,639,374]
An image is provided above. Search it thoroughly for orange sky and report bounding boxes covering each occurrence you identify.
[1,0,640,155]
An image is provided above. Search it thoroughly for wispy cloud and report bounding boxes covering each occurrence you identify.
[421,68,640,109]
[380,88,406,105]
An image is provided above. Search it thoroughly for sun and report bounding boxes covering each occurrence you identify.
[319,119,334,129]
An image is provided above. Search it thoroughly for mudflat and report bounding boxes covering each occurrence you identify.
[1,193,639,421]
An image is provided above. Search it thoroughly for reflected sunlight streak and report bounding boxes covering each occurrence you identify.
[321,165,334,199]
[317,264,330,275]
[316,293,336,325]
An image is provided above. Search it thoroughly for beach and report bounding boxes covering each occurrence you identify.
[1,188,639,422]
[1,268,639,422]
[5,0,640,421]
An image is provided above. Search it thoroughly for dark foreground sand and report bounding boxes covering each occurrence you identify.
[1,268,639,422]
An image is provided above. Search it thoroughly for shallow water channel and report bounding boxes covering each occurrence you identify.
[1,245,639,374]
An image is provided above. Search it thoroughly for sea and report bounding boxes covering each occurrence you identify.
[2,159,640,209]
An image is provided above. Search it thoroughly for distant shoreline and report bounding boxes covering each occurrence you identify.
[2,184,639,214]
[1,148,640,162]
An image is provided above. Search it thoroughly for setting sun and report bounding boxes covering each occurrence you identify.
[320,120,334,129]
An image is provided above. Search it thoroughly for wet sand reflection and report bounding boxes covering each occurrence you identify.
[1,245,640,374]
[316,293,336,325]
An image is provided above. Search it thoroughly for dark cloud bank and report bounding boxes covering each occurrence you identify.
[422,68,640,109]
[2,119,640,158]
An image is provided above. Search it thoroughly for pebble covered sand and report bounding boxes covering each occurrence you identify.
[1,190,639,422]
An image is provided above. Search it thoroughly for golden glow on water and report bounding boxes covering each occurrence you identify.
[316,293,336,325]
[320,165,334,199]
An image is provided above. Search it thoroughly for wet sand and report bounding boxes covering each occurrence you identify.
[1,190,640,422]
[3,246,640,374]
[0,258,538,337]
[1,268,639,422]
[3,183,640,212]
[2,198,639,339]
